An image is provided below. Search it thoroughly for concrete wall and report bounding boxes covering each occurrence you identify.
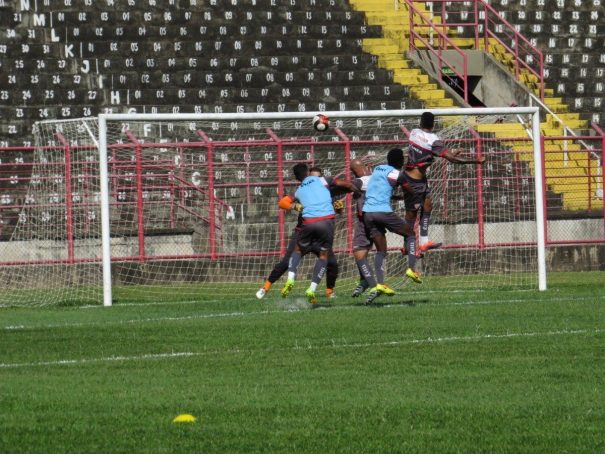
[409,50,531,109]
[0,219,602,288]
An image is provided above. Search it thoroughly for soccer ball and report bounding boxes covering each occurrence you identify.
[312,114,330,132]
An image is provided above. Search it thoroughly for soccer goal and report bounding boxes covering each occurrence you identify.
[3,107,544,307]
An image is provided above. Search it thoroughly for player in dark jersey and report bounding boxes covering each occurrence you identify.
[403,112,485,256]
[256,167,341,300]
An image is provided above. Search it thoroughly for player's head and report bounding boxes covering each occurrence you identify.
[309,166,323,176]
[387,148,404,170]
[420,111,435,130]
[350,159,369,177]
[292,163,309,182]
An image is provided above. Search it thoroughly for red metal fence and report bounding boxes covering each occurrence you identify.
[406,0,545,101]
[0,131,603,266]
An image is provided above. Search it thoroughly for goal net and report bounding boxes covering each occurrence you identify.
[2,108,544,306]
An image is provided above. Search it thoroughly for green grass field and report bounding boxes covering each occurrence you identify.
[1,272,604,453]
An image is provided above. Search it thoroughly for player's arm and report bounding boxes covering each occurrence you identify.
[331,177,362,196]
[434,139,485,165]
[442,149,485,165]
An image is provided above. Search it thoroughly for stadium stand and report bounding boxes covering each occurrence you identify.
[0,0,602,222]
[493,0,605,126]
[0,0,423,147]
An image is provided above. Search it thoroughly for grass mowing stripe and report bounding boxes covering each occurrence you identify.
[2,326,603,369]
[3,293,600,332]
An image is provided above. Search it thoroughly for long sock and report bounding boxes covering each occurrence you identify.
[311,258,327,285]
[406,235,417,270]
[374,251,387,284]
[325,252,338,289]
[405,218,418,270]
[355,258,377,288]
[420,210,431,237]
[287,251,302,280]
[262,280,272,291]
[267,255,290,283]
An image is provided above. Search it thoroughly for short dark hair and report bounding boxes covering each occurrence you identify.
[420,111,435,130]
[309,166,323,175]
[292,163,309,182]
[387,148,404,169]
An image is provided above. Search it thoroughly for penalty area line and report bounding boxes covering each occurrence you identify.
[1,327,604,369]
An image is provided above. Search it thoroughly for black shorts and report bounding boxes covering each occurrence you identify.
[352,215,372,251]
[363,211,406,239]
[298,219,335,252]
[402,173,429,212]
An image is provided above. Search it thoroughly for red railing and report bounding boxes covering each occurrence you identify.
[405,0,545,100]
[406,0,469,104]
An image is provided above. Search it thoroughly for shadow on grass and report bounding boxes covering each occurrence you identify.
[353,298,430,308]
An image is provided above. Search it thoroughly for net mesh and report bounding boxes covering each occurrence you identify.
[0,111,539,306]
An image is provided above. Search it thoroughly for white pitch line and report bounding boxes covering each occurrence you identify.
[2,294,602,332]
[1,327,603,369]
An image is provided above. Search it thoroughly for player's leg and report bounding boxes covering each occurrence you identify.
[281,241,303,298]
[402,210,422,283]
[363,213,396,304]
[257,228,298,299]
[401,185,424,283]
[351,216,374,297]
[418,193,442,253]
[305,220,335,305]
[325,250,338,299]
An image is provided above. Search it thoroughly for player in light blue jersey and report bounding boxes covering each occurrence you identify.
[279,163,361,305]
[361,148,417,304]
[256,167,339,300]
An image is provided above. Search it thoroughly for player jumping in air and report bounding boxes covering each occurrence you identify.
[362,148,415,304]
[256,167,340,300]
[277,163,361,305]
[403,112,486,256]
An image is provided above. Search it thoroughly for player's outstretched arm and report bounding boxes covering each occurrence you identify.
[333,178,363,196]
[442,150,485,165]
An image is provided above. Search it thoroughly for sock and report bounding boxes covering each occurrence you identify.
[262,280,272,291]
[287,251,302,279]
[420,211,431,238]
[419,235,429,246]
[325,253,338,289]
[374,251,387,284]
[355,258,377,288]
[406,235,417,270]
[311,259,327,288]
[309,281,318,292]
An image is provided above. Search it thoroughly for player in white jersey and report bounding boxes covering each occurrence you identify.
[403,112,486,256]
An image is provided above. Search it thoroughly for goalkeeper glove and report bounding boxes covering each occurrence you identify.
[278,195,295,210]
[293,202,303,212]
[333,199,345,212]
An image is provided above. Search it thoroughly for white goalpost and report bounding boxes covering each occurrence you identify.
[2,107,544,307]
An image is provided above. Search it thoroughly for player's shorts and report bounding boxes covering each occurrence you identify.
[297,219,334,252]
[402,173,429,212]
[352,215,372,251]
[363,211,406,239]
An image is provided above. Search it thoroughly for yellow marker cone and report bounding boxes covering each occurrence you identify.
[172,414,197,423]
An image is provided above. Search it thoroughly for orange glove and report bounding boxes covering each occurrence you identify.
[278,195,295,210]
